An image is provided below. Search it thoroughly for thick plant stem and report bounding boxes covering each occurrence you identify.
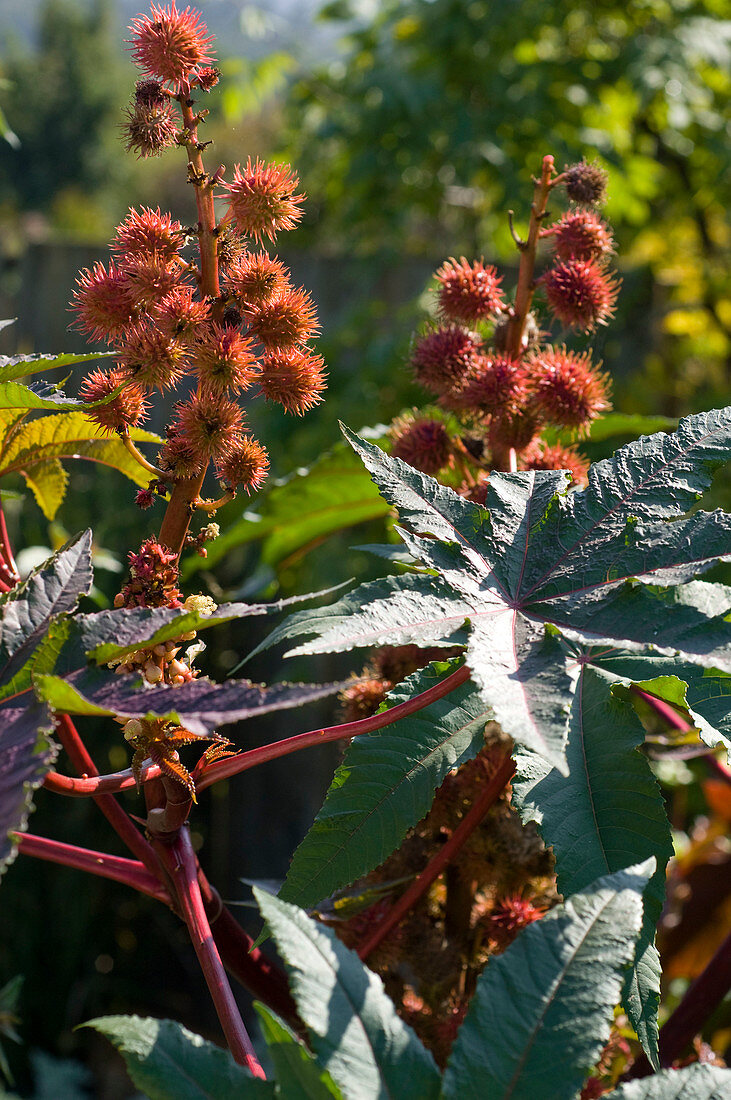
[0,497,19,583]
[504,154,555,358]
[161,828,265,1078]
[196,867,300,1032]
[157,95,221,561]
[358,754,516,961]
[55,714,163,881]
[195,664,472,791]
[43,762,160,797]
[625,929,731,1078]
[16,833,168,902]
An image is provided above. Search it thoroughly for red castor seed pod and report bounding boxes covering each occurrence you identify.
[112,206,183,260]
[119,324,190,391]
[526,346,610,430]
[391,417,453,475]
[548,209,614,262]
[173,393,243,461]
[216,435,269,493]
[542,258,620,331]
[563,160,609,206]
[128,2,215,88]
[450,355,527,417]
[224,251,291,307]
[258,348,327,415]
[411,325,483,397]
[71,261,137,344]
[192,324,259,397]
[247,287,319,350]
[435,257,505,322]
[520,441,589,485]
[80,367,149,434]
[222,158,305,244]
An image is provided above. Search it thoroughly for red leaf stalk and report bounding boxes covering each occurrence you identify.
[195,664,472,791]
[43,762,161,797]
[160,827,266,1077]
[16,833,168,902]
[358,753,516,960]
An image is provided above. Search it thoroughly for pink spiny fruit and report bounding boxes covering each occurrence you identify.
[111,206,183,260]
[257,348,327,414]
[222,158,305,244]
[158,434,205,480]
[548,209,614,262]
[152,286,210,341]
[488,894,543,948]
[411,326,483,397]
[173,393,243,461]
[224,251,291,306]
[449,355,527,417]
[563,159,609,206]
[193,324,259,397]
[128,2,215,88]
[526,347,610,430]
[80,367,149,434]
[71,261,137,343]
[391,416,453,475]
[121,253,184,307]
[435,257,505,322]
[119,325,190,391]
[520,441,589,485]
[542,258,619,331]
[122,93,179,158]
[247,287,319,350]
[215,435,269,493]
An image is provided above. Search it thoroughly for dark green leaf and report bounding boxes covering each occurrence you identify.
[604,1064,731,1099]
[0,350,112,384]
[255,889,441,1100]
[253,1004,344,1099]
[83,1016,274,1099]
[281,659,490,909]
[443,861,653,1100]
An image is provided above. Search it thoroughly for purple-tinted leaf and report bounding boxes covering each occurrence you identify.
[0,696,55,875]
[34,667,345,736]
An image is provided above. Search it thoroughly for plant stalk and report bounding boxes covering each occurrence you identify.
[160,827,265,1077]
[358,753,516,960]
[16,833,168,902]
[504,154,555,358]
[195,664,472,790]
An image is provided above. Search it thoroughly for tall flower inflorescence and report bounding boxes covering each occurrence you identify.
[72,1,326,571]
[390,156,617,495]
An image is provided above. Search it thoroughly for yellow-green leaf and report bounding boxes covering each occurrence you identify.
[21,458,69,520]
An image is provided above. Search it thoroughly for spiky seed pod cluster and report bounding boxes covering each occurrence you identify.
[390,415,453,475]
[73,1,325,497]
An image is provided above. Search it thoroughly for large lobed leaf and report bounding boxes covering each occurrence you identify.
[603,1065,731,1099]
[443,861,653,1100]
[84,1016,274,1099]
[513,662,674,1067]
[280,658,492,909]
[255,888,441,1100]
[253,1004,344,1099]
[258,412,731,771]
[0,349,112,385]
[0,533,92,874]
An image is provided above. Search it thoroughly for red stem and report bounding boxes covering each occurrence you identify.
[0,498,19,582]
[54,715,164,882]
[16,833,168,902]
[159,828,266,1077]
[43,762,161,797]
[629,686,694,733]
[625,929,731,1078]
[195,664,472,791]
[358,754,516,960]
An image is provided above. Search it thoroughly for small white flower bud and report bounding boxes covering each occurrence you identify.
[144,661,163,684]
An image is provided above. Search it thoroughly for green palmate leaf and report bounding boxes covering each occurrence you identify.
[33,667,344,737]
[83,1016,274,1099]
[184,437,391,578]
[604,1064,731,1099]
[281,658,490,909]
[0,379,106,410]
[21,458,69,520]
[0,350,111,384]
[512,664,673,1068]
[253,1004,344,1099]
[255,889,441,1100]
[260,414,731,771]
[0,411,161,488]
[443,861,653,1100]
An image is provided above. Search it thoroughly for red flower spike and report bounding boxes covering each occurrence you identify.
[222,158,305,244]
[520,441,589,485]
[71,262,137,344]
[450,355,527,417]
[128,2,215,88]
[216,435,269,493]
[119,325,190,391]
[542,258,620,331]
[435,257,505,322]
[121,253,184,308]
[224,251,291,307]
[122,97,179,158]
[391,417,453,475]
[489,895,543,946]
[193,324,259,397]
[257,348,327,415]
[135,488,155,509]
[80,367,149,434]
[173,393,243,461]
[549,209,614,262]
[247,287,319,351]
[153,286,210,341]
[411,326,483,397]
[526,347,610,430]
[112,206,183,260]
[123,537,181,608]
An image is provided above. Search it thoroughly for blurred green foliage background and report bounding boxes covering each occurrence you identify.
[0,0,728,1093]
